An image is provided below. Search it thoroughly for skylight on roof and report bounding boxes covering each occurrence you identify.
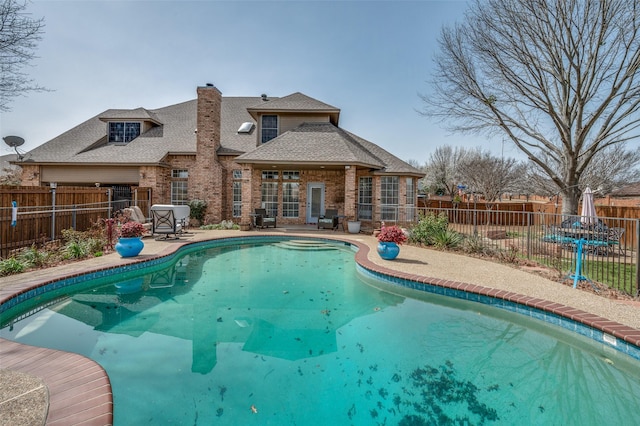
[237,122,254,134]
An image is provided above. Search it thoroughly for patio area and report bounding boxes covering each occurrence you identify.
[1,227,639,425]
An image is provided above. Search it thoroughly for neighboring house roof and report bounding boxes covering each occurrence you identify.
[610,182,640,197]
[19,92,422,175]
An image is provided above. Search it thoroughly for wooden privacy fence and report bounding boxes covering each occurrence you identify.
[0,186,152,258]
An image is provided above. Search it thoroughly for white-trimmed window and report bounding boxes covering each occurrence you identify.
[261,182,278,217]
[358,177,373,220]
[171,169,189,205]
[282,170,300,180]
[261,115,278,143]
[405,178,415,221]
[262,170,279,180]
[108,122,140,143]
[261,170,278,217]
[282,182,299,218]
[232,170,242,217]
[381,176,399,221]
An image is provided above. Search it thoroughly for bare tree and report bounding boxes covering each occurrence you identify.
[458,149,520,205]
[422,145,469,199]
[579,144,640,194]
[421,0,640,215]
[0,0,45,112]
[0,165,21,185]
[525,143,640,196]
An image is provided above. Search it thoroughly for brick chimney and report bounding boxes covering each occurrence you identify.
[192,84,223,223]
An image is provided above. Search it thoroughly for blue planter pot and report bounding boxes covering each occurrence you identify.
[115,237,144,258]
[377,241,400,260]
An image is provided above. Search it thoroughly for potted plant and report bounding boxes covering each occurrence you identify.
[376,224,407,260]
[347,219,361,234]
[115,221,146,257]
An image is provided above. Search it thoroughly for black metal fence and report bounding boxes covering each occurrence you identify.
[372,205,639,297]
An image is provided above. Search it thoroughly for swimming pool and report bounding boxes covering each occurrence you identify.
[1,237,639,425]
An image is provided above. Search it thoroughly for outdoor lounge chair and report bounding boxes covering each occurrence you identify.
[123,206,152,232]
[318,209,339,230]
[254,208,276,228]
[173,205,191,234]
[151,204,182,239]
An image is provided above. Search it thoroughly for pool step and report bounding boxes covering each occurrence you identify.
[274,240,339,251]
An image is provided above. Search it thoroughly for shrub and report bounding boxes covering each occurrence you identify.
[17,244,50,268]
[200,220,240,230]
[0,257,26,276]
[431,228,464,249]
[63,241,88,259]
[189,199,208,222]
[408,212,449,246]
[462,234,490,255]
[497,244,521,264]
[60,228,108,259]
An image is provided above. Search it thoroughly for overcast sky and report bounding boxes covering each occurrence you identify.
[1,0,519,164]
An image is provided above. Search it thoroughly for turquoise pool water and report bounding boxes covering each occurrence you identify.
[1,239,639,425]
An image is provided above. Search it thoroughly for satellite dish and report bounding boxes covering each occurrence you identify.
[3,135,26,160]
[3,136,25,147]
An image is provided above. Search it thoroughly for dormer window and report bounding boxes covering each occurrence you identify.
[261,115,278,143]
[108,122,141,143]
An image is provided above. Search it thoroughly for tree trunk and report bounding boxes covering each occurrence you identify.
[561,187,581,216]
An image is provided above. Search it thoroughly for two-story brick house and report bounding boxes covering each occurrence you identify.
[16,84,424,228]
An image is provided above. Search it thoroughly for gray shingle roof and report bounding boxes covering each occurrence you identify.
[21,93,422,176]
[236,122,384,167]
[247,92,339,113]
[24,100,197,164]
[98,108,163,125]
[235,122,423,175]
[610,182,640,197]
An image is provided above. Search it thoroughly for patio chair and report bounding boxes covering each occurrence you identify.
[123,206,152,232]
[151,205,182,239]
[254,208,276,229]
[606,227,625,255]
[173,205,191,234]
[318,209,339,230]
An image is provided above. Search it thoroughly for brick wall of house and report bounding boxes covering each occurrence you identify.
[344,166,357,219]
[244,168,348,224]
[219,156,245,220]
[138,165,161,204]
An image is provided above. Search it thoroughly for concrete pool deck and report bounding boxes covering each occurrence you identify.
[1,227,639,425]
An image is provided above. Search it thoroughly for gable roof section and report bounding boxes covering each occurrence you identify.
[247,92,340,125]
[23,100,197,165]
[98,107,163,125]
[235,122,423,176]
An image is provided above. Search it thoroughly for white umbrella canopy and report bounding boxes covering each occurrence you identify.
[580,187,598,226]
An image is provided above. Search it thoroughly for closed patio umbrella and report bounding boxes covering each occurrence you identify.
[580,187,598,226]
